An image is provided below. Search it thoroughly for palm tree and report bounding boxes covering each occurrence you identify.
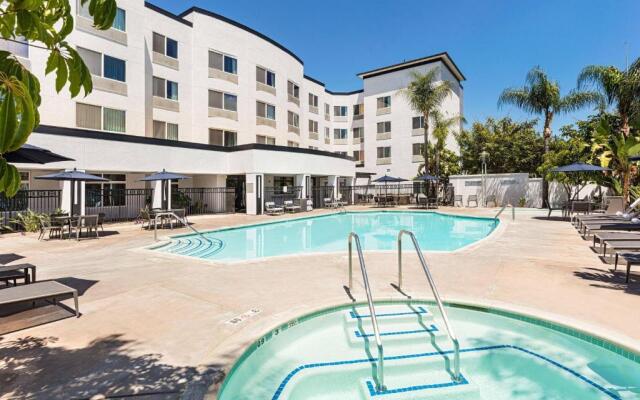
[578,58,640,138]
[403,68,454,175]
[498,66,600,207]
[431,111,465,176]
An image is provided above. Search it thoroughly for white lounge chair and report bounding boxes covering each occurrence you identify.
[265,202,284,215]
[324,197,339,208]
[283,200,301,213]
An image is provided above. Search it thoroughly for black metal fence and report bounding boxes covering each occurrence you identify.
[172,187,235,215]
[311,185,334,208]
[86,188,153,222]
[1,190,61,228]
[264,186,302,206]
[339,184,429,205]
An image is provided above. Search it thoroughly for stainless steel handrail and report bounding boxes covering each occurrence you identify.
[348,232,385,391]
[153,211,210,243]
[397,230,461,382]
[494,203,515,220]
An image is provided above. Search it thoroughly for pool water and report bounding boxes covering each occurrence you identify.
[218,301,640,399]
[152,211,497,262]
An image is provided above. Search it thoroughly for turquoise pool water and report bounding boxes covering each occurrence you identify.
[218,301,640,399]
[152,211,498,262]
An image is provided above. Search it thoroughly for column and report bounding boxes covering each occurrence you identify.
[345,176,355,204]
[295,174,310,199]
[60,171,86,215]
[327,175,338,200]
[245,173,264,215]
[152,180,163,209]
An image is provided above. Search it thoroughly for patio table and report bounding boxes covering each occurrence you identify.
[52,216,79,239]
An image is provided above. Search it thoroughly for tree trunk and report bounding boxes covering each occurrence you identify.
[623,167,631,208]
[435,147,440,177]
[621,114,630,138]
[541,113,553,208]
[423,112,430,175]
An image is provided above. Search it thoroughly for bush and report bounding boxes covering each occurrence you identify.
[10,209,50,233]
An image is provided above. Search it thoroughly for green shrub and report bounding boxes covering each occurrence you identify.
[10,210,50,233]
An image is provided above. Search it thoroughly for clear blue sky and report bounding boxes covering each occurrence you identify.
[153,0,639,133]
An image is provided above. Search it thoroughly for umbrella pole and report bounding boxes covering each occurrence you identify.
[70,180,75,216]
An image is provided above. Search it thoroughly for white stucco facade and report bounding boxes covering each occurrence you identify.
[4,0,465,214]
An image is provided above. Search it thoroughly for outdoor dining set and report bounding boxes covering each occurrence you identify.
[39,213,104,241]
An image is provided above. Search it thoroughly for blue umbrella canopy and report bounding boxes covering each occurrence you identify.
[140,169,190,181]
[414,174,439,181]
[629,155,640,162]
[551,162,611,173]
[5,144,74,164]
[372,175,407,183]
[35,168,108,182]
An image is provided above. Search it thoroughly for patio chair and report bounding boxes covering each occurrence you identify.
[547,202,567,219]
[283,200,301,213]
[454,195,463,207]
[73,215,99,240]
[467,195,478,207]
[38,218,62,240]
[427,197,439,209]
[486,195,497,207]
[265,202,284,215]
[139,208,156,230]
[416,193,428,209]
[324,197,339,208]
[97,213,105,232]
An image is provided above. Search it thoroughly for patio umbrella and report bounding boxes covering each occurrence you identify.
[35,168,108,215]
[372,175,407,206]
[550,162,611,200]
[4,144,74,164]
[140,169,190,210]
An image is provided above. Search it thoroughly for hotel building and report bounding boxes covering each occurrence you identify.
[4,0,464,215]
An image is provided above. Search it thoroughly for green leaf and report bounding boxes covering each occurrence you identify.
[5,163,20,197]
[0,90,17,153]
[45,51,59,75]
[55,56,68,92]
[11,91,35,150]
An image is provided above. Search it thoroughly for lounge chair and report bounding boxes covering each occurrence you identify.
[416,193,428,209]
[581,221,640,237]
[592,231,640,248]
[573,197,637,226]
[467,195,478,207]
[0,264,36,286]
[324,197,339,208]
[615,252,640,283]
[454,195,463,207]
[600,240,640,258]
[264,202,284,215]
[283,200,301,213]
[0,280,79,318]
[335,195,348,207]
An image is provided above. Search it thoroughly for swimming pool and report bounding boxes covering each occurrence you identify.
[218,301,640,399]
[151,211,498,262]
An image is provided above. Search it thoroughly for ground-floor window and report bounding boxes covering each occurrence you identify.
[256,135,276,145]
[273,176,294,188]
[86,174,126,207]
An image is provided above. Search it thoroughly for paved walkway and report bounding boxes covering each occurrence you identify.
[0,207,638,399]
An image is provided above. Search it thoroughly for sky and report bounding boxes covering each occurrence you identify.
[153,0,640,133]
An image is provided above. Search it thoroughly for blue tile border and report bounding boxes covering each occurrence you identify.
[349,306,429,319]
[270,344,622,400]
[366,373,469,397]
[354,324,439,338]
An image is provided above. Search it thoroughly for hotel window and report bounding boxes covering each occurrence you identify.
[412,116,425,129]
[0,37,28,58]
[334,128,348,140]
[308,93,318,107]
[325,127,330,140]
[85,174,126,207]
[256,66,276,87]
[353,150,364,161]
[377,121,392,133]
[287,81,300,99]
[412,143,424,156]
[353,104,364,116]
[76,102,125,133]
[256,135,276,145]
[308,120,318,133]
[208,90,238,111]
[77,47,126,82]
[208,50,237,74]
[377,146,391,159]
[353,127,363,139]
[153,77,178,100]
[334,106,347,117]
[377,96,391,109]
[78,2,126,32]
[153,33,178,59]
[256,101,276,120]
[324,103,330,116]
[152,120,178,140]
[287,140,299,148]
[288,111,299,128]
[209,128,237,147]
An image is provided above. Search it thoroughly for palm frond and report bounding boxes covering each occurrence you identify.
[558,90,603,113]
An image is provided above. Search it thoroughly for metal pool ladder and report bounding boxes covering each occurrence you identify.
[494,203,515,220]
[397,230,462,382]
[153,211,211,243]
[347,232,385,391]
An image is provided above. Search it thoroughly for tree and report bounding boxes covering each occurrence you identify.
[578,58,640,138]
[498,66,600,206]
[457,117,544,175]
[0,0,117,197]
[402,68,454,175]
[431,111,465,177]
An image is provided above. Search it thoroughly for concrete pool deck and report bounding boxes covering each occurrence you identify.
[0,207,639,399]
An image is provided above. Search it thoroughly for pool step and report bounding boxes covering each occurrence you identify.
[343,305,433,327]
[347,321,449,346]
[360,375,479,399]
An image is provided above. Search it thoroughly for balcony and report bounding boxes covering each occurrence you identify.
[77,15,127,45]
[93,76,127,96]
[256,117,276,128]
[412,128,424,137]
[153,96,179,112]
[209,68,238,84]
[376,157,391,165]
[256,82,276,95]
[324,138,330,144]
[208,107,238,121]
[309,105,318,114]
[288,125,300,134]
[412,154,423,163]
[334,138,348,145]
[288,95,300,106]
[334,115,347,122]
[352,137,363,144]
[324,114,330,122]
[355,160,364,167]
[376,132,391,140]
[376,107,391,116]
[354,114,364,120]
[309,132,319,140]
[152,51,179,71]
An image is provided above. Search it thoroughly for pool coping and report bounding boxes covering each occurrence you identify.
[143,209,505,265]
[214,297,640,399]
